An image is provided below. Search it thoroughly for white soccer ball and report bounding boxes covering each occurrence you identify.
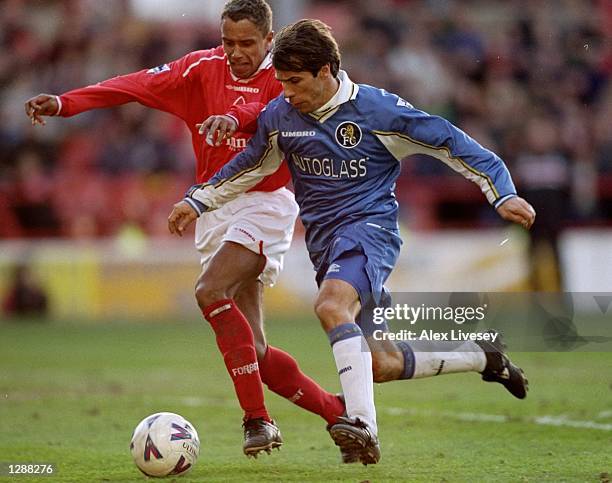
[130,412,200,478]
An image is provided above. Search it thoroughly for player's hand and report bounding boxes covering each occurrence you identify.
[496,196,536,229]
[168,201,198,237]
[24,94,59,126]
[196,115,237,147]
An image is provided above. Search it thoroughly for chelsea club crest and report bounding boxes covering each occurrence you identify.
[335,121,362,149]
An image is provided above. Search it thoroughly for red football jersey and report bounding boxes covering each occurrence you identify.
[57,45,289,190]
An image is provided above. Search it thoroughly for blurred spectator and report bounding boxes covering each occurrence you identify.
[1,0,610,237]
[2,262,49,318]
[513,114,571,290]
[8,145,61,237]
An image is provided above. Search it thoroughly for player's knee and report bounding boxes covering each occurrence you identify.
[314,298,350,331]
[194,280,229,311]
[371,351,402,383]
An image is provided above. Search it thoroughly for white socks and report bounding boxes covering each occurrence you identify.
[332,332,377,435]
[411,341,486,378]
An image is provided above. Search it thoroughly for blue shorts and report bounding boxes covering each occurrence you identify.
[312,222,402,336]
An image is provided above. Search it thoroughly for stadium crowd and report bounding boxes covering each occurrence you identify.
[1,0,611,238]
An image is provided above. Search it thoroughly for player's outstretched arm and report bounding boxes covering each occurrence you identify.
[24,94,59,126]
[167,201,198,237]
[496,196,536,229]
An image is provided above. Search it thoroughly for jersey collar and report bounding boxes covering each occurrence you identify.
[309,70,359,122]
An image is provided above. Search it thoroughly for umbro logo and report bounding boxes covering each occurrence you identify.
[281,130,316,137]
[396,97,413,108]
[326,263,341,274]
[225,84,259,93]
[338,366,352,375]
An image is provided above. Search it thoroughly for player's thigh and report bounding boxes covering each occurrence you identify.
[315,250,371,329]
[197,241,265,295]
[208,188,297,287]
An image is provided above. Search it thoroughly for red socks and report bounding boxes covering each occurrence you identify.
[203,299,270,422]
[259,346,345,425]
[203,299,345,425]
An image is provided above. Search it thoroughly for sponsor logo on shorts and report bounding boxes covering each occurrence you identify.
[232,226,257,242]
[326,263,341,274]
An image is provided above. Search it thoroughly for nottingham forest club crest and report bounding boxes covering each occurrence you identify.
[335,121,362,149]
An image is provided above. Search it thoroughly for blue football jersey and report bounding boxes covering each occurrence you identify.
[188,71,517,254]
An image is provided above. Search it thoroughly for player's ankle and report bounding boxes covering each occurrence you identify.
[245,412,271,423]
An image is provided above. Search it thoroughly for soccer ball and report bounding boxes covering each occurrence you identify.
[130,412,200,477]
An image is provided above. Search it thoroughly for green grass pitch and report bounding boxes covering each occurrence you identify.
[1,318,611,482]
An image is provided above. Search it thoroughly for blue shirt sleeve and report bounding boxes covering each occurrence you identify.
[374,92,517,207]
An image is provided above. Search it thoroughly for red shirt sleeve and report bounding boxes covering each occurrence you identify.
[226,79,282,134]
[57,50,211,121]
[226,102,267,134]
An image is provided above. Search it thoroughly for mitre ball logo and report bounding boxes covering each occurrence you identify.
[335,121,362,149]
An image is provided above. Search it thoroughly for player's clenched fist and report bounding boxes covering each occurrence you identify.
[24,94,59,126]
[496,196,536,229]
[167,201,198,237]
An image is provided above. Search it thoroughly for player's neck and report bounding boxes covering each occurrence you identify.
[313,77,340,112]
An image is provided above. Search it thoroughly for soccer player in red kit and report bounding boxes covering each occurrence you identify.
[24,0,344,457]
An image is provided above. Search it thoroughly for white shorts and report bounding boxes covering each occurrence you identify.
[194,187,299,286]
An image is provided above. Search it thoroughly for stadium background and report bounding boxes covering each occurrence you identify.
[1,2,612,481]
[1,0,611,319]
[0,0,612,317]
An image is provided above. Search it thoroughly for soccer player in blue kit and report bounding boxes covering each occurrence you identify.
[168,19,536,465]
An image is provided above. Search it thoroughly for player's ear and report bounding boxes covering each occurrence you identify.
[318,64,331,79]
[265,31,274,47]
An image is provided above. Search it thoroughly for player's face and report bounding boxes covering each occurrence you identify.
[221,18,273,79]
[276,65,335,114]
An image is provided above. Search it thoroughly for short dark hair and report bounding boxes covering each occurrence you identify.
[272,19,341,77]
[221,0,273,37]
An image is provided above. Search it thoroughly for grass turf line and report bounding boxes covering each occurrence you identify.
[0,318,611,482]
